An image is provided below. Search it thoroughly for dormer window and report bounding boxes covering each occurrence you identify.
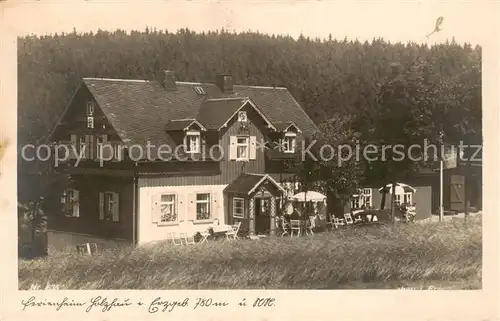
[238,111,248,123]
[86,102,94,115]
[283,132,296,153]
[184,131,200,153]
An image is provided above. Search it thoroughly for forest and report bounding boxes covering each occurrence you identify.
[17,28,482,200]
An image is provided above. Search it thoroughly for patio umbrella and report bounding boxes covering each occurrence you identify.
[378,182,416,194]
[290,191,327,202]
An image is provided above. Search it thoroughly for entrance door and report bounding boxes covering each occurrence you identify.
[255,197,271,235]
[450,174,465,211]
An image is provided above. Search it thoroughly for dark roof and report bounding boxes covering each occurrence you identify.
[81,78,318,150]
[273,120,301,132]
[196,98,247,130]
[165,119,197,131]
[223,173,285,195]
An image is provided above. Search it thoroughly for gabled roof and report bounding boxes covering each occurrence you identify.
[165,119,207,131]
[223,173,285,195]
[77,77,318,150]
[273,120,302,133]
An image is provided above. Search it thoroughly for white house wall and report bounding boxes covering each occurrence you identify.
[137,183,228,244]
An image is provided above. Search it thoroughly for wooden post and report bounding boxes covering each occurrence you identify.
[269,197,276,236]
[248,197,255,236]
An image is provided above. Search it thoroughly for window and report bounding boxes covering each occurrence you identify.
[351,197,360,210]
[196,193,211,220]
[236,136,249,160]
[160,194,177,223]
[283,133,296,153]
[233,197,245,218]
[185,131,200,153]
[362,188,372,208]
[79,136,86,155]
[99,191,119,222]
[86,102,95,115]
[87,116,94,129]
[394,194,401,206]
[403,192,412,206]
[61,189,79,217]
[238,111,248,122]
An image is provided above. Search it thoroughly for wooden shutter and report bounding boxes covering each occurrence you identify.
[211,192,218,220]
[186,192,196,221]
[249,136,257,160]
[229,136,237,160]
[112,192,120,222]
[151,193,160,223]
[73,190,80,217]
[176,193,184,222]
[99,192,104,220]
[70,135,77,159]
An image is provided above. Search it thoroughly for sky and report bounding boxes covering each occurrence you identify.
[2,1,495,46]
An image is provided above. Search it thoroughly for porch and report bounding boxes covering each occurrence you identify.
[224,173,285,237]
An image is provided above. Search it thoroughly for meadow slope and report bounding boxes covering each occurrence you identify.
[19,215,482,290]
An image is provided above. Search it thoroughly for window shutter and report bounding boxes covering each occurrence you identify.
[89,135,94,159]
[187,193,196,221]
[249,136,257,160]
[112,192,120,222]
[176,193,184,222]
[99,192,104,220]
[73,190,80,217]
[229,136,237,160]
[151,194,160,223]
[70,135,77,159]
[211,192,218,220]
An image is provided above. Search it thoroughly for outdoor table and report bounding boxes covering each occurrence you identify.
[353,212,377,223]
[208,224,232,240]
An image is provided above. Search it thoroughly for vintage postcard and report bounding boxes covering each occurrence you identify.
[0,0,498,320]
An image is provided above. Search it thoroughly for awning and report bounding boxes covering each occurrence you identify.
[290,191,326,202]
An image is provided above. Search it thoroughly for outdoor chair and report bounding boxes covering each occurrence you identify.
[199,229,210,244]
[344,213,354,225]
[279,217,290,237]
[226,221,241,240]
[168,232,183,246]
[327,214,337,230]
[334,217,346,228]
[76,242,97,256]
[305,216,315,236]
[180,232,196,245]
[290,219,301,237]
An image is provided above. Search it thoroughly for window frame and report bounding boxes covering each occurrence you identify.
[238,111,248,123]
[233,197,245,218]
[86,101,95,115]
[236,136,249,161]
[184,130,201,153]
[101,191,119,222]
[87,116,94,129]
[195,193,211,221]
[159,193,178,224]
[62,188,79,217]
[283,132,297,153]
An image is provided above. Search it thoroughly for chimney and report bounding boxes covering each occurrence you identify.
[215,74,233,93]
[162,70,177,91]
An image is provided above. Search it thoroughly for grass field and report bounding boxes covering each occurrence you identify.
[18,215,482,290]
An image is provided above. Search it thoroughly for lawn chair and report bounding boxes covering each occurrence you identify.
[168,232,183,246]
[226,221,241,240]
[199,229,210,244]
[327,214,338,230]
[305,216,315,236]
[76,242,97,255]
[180,232,196,245]
[334,217,346,228]
[278,217,290,237]
[290,219,301,237]
[344,213,354,225]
